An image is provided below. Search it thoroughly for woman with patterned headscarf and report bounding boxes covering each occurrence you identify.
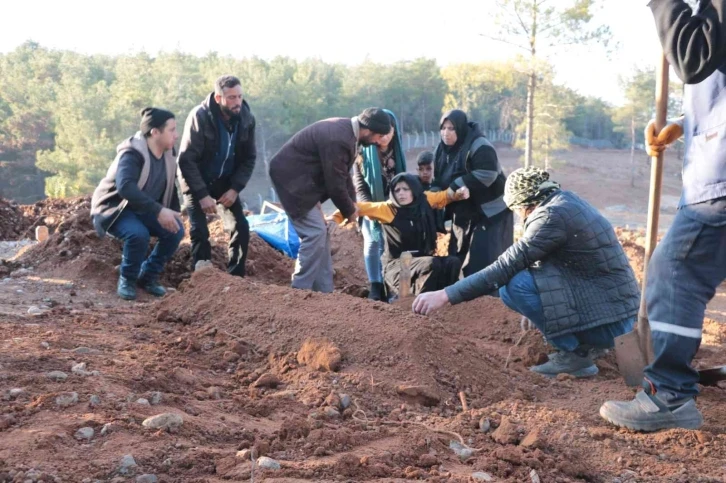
[353,110,407,301]
[412,167,640,379]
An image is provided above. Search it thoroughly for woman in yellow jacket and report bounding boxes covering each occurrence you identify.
[334,173,468,300]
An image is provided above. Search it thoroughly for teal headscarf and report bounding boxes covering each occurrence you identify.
[360,109,406,242]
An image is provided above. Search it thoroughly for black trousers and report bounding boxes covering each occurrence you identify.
[384,255,462,297]
[184,183,249,277]
[449,207,514,277]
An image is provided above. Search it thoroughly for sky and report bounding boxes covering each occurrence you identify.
[0,0,666,106]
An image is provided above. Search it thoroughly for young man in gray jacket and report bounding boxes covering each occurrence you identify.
[91,108,184,300]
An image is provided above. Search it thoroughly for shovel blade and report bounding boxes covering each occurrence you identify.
[615,330,648,387]
[699,366,726,386]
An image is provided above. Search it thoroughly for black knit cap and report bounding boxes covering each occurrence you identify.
[358,107,392,135]
[140,107,175,136]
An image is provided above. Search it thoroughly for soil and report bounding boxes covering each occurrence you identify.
[1,148,725,482]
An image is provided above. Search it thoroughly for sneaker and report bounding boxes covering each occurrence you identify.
[117,276,137,300]
[138,273,167,297]
[599,390,703,432]
[530,351,598,378]
[368,282,384,301]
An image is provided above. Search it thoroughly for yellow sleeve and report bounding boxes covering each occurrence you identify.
[425,190,451,210]
[358,201,396,224]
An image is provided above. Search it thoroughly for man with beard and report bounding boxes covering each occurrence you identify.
[177,75,256,277]
[269,108,391,292]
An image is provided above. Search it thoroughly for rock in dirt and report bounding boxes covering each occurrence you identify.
[530,468,542,483]
[449,441,474,461]
[71,362,88,374]
[6,388,24,400]
[417,454,439,468]
[472,472,495,482]
[256,456,281,470]
[236,449,252,460]
[297,338,342,372]
[136,398,150,406]
[251,373,280,388]
[101,423,114,436]
[148,392,163,405]
[47,371,68,382]
[119,455,138,475]
[27,306,44,315]
[520,428,544,449]
[492,417,521,445]
[74,427,94,441]
[339,393,352,409]
[89,395,101,407]
[194,260,214,271]
[142,412,183,431]
[395,385,440,406]
[135,475,158,483]
[56,392,79,407]
[479,416,491,433]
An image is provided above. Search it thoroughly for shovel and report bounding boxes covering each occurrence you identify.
[699,366,726,386]
[399,251,414,298]
[615,53,669,386]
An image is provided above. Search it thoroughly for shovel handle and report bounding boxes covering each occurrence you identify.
[637,53,669,362]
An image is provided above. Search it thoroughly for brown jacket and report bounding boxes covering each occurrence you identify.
[269,118,358,219]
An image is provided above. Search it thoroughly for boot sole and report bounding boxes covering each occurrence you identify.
[118,292,136,301]
[599,406,703,432]
[531,365,599,378]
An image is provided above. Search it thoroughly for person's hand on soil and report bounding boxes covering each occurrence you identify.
[157,207,183,233]
[217,189,238,208]
[412,289,450,315]
[644,116,684,157]
[200,195,217,215]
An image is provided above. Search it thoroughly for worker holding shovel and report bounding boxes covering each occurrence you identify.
[600,0,726,432]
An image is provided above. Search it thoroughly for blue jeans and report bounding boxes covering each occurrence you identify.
[644,202,726,402]
[361,218,384,283]
[107,209,184,281]
[499,269,634,353]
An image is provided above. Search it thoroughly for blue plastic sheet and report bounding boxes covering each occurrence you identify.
[248,212,299,259]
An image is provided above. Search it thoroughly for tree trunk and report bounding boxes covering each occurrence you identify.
[524,2,538,168]
[630,116,636,188]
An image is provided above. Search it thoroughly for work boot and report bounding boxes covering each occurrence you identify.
[138,272,167,297]
[117,276,137,301]
[599,390,703,432]
[368,282,384,301]
[530,350,598,378]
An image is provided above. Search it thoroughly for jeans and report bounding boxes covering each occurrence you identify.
[361,218,384,283]
[499,269,634,353]
[643,202,726,402]
[107,209,184,281]
[185,192,249,277]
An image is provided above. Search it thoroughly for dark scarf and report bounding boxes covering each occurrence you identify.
[389,173,438,256]
[440,109,470,154]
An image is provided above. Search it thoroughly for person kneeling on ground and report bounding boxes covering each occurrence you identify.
[91,107,184,301]
[411,167,640,378]
[333,173,469,300]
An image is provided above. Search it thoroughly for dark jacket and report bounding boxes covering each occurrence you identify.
[353,154,393,202]
[445,190,640,338]
[651,0,726,205]
[177,93,256,200]
[433,121,508,220]
[91,132,180,237]
[269,117,358,219]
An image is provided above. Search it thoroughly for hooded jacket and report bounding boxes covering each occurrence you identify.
[91,132,179,237]
[177,93,256,200]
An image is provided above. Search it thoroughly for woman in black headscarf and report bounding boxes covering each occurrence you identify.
[332,173,468,300]
[433,109,514,277]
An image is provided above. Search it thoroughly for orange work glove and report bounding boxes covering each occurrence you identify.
[644,116,684,157]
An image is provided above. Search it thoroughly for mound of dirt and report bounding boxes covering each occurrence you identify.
[0,197,32,240]
[19,195,92,237]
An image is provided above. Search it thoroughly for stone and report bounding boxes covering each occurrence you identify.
[530,469,542,483]
[40,341,50,349]
[222,351,240,363]
[256,456,281,470]
[194,260,213,271]
[135,398,150,406]
[71,362,88,374]
[47,371,68,382]
[135,475,158,483]
[142,413,183,431]
[119,455,137,475]
[55,392,79,407]
[27,306,44,315]
[148,392,163,405]
[449,441,473,461]
[520,428,544,449]
[491,417,521,445]
[479,416,491,432]
[339,393,352,409]
[35,226,49,242]
[472,472,495,482]
[74,427,94,441]
[323,406,340,419]
[251,373,280,389]
[101,423,113,436]
[236,449,252,460]
[8,388,24,400]
[89,395,102,407]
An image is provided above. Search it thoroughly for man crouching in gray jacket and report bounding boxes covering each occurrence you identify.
[412,167,640,378]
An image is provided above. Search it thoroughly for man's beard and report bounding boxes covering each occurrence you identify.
[221,105,241,119]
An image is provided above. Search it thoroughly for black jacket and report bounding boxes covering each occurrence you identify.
[91,133,180,237]
[177,93,256,200]
[445,190,640,337]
